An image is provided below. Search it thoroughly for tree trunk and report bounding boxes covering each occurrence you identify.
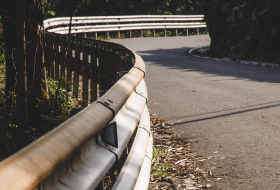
[1,1,17,119]
[16,0,28,149]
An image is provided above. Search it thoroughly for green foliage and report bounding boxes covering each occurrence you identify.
[45,77,74,115]
[143,30,153,37]
[49,0,203,17]
[153,148,169,158]
[28,77,81,142]
[0,46,5,64]
[90,28,206,41]
[163,11,173,15]
[0,66,5,90]
[0,18,5,64]
[0,90,18,157]
[151,148,177,180]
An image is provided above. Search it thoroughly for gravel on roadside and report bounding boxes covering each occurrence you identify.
[149,112,212,190]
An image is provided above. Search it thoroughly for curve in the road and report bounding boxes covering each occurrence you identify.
[111,36,280,190]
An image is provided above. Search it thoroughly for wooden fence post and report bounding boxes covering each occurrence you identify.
[54,36,59,80]
[120,55,132,71]
[112,48,120,83]
[98,45,107,91]
[45,34,51,78]
[60,35,66,79]
[50,35,55,79]
[104,46,110,90]
[66,39,73,83]
[82,40,89,102]
[106,47,116,88]
[115,51,126,71]
[90,42,98,102]
[73,38,80,97]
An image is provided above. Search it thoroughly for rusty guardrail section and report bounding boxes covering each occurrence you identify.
[0,18,150,189]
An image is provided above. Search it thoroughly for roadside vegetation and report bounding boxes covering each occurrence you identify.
[90,29,207,41]
[0,16,86,157]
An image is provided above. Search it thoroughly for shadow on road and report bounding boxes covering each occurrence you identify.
[172,101,280,126]
[138,47,280,84]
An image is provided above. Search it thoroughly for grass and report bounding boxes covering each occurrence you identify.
[151,148,178,180]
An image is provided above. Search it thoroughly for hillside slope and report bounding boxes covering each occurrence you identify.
[204,0,280,63]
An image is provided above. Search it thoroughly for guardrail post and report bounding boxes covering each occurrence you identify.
[84,33,87,38]
[106,32,109,39]
[73,38,80,97]
[82,40,89,101]
[196,21,199,35]
[186,21,189,36]
[129,23,132,38]
[118,23,120,39]
[94,32,97,40]
[90,42,98,102]
[152,22,155,37]
[106,23,109,39]
[164,29,166,37]
[140,30,143,37]
[175,22,178,36]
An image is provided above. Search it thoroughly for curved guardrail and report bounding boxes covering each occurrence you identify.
[44,15,206,38]
[0,16,152,190]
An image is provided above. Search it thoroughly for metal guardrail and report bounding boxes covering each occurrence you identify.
[44,15,206,38]
[0,16,152,190]
[1,14,204,190]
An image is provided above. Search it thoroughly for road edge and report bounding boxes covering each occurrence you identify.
[189,46,280,69]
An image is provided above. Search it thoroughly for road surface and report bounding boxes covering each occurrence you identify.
[111,36,280,190]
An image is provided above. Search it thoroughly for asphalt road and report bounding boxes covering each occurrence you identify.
[111,35,280,190]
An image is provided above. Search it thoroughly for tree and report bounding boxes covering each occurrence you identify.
[0,0,203,155]
[0,0,91,154]
[0,0,46,150]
